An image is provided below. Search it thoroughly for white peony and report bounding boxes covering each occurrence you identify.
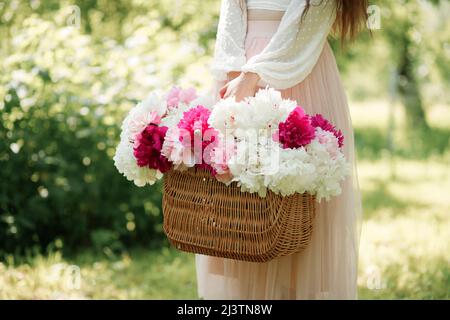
[189,94,216,110]
[305,134,350,201]
[113,139,162,187]
[160,102,192,128]
[120,91,167,142]
[114,91,167,187]
[208,88,350,201]
[264,146,317,197]
[114,87,351,199]
[225,128,280,197]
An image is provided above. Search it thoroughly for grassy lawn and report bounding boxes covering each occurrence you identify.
[1,101,448,299]
[357,158,450,299]
[0,248,197,299]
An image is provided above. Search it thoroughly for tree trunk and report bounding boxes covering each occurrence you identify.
[397,33,429,131]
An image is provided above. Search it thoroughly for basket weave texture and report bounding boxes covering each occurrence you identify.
[162,167,316,262]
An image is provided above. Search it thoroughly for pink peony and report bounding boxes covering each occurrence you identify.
[128,111,162,140]
[209,135,236,182]
[179,87,197,104]
[166,86,197,109]
[133,123,172,173]
[316,129,339,159]
[310,114,344,148]
[161,127,184,165]
[276,106,316,149]
[177,105,218,174]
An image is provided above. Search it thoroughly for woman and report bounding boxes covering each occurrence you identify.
[195,0,366,299]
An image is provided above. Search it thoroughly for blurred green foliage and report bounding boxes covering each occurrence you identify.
[0,0,219,256]
[0,0,448,258]
[330,0,449,106]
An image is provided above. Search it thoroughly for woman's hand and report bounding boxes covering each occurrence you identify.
[227,71,241,83]
[219,72,261,102]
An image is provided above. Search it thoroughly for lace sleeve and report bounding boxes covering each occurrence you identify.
[210,0,248,82]
[242,0,336,89]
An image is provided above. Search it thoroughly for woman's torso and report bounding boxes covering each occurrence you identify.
[246,0,289,21]
[246,0,291,11]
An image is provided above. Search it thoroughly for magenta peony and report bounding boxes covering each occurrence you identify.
[133,123,172,173]
[277,106,316,149]
[177,105,218,174]
[166,86,198,109]
[310,114,344,148]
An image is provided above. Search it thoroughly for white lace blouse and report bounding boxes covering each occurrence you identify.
[211,0,337,89]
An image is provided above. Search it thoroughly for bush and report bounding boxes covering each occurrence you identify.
[0,0,219,256]
[0,12,170,256]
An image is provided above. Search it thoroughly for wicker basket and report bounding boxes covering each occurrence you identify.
[162,167,316,263]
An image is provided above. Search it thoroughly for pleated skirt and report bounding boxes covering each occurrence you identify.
[195,16,363,300]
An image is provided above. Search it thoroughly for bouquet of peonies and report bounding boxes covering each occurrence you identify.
[114,87,350,201]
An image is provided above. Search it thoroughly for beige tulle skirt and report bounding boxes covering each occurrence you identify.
[196,15,363,300]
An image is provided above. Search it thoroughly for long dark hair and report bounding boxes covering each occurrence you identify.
[239,0,369,42]
[305,0,369,41]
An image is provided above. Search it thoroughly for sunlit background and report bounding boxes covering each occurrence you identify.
[0,0,449,299]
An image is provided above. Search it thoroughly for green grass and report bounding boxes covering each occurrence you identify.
[0,100,449,299]
[0,248,197,299]
[353,100,450,299]
[357,158,450,299]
